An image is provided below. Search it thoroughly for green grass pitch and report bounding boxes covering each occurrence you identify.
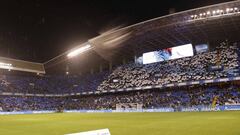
[0,111,240,135]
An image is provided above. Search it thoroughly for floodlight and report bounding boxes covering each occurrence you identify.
[226,8,230,12]
[212,10,216,15]
[67,44,92,58]
[0,62,12,69]
[207,11,211,15]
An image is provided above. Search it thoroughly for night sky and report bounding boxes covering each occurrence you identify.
[0,0,233,62]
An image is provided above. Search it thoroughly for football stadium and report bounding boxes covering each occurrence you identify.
[0,0,240,135]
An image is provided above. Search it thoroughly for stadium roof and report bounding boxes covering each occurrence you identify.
[44,0,240,72]
[89,0,240,59]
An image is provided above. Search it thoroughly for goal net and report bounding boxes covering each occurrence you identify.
[116,103,143,111]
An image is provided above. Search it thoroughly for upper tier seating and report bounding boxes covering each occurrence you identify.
[98,44,239,91]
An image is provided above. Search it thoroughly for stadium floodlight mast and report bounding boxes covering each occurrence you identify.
[67,44,92,58]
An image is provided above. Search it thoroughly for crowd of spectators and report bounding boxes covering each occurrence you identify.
[0,83,239,112]
[0,96,63,112]
[98,44,239,91]
[65,83,240,110]
[0,71,109,94]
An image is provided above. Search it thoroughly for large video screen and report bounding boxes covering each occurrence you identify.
[143,44,194,64]
[195,44,209,54]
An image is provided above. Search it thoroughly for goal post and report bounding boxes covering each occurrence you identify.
[116,103,143,111]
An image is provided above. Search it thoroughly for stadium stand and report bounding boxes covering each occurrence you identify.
[64,83,240,110]
[98,43,239,91]
[0,71,109,94]
[0,96,62,112]
[0,82,239,112]
[0,43,240,112]
[0,43,239,95]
